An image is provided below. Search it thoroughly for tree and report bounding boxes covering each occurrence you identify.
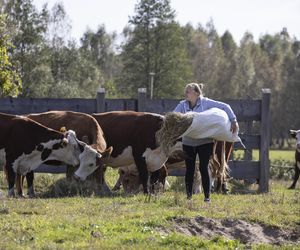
[119,0,191,98]
[4,0,49,97]
[218,30,238,98]
[0,14,21,96]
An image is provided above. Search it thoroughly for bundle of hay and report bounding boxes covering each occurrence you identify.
[156,112,193,155]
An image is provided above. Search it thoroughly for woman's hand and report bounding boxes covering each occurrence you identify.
[230,121,239,134]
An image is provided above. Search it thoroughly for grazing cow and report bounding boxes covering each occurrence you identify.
[92,111,182,194]
[289,129,300,189]
[114,141,234,194]
[24,111,113,196]
[112,164,168,194]
[0,113,81,197]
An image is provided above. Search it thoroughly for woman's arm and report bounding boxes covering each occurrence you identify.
[205,98,237,122]
[205,98,239,133]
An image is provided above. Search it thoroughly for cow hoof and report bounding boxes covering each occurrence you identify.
[17,193,26,198]
[288,185,295,190]
[27,192,36,198]
[8,189,15,198]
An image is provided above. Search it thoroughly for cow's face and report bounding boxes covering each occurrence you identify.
[46,137,80,166]
[73,143,102,181]
[290,130,300,150]
[119,166,141,193]
[143,141,183,172]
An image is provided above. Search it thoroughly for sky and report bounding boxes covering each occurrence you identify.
[33,0,300,44]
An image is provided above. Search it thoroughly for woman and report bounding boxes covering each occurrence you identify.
[174,83,238,202]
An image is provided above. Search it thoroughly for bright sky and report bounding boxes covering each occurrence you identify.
[33,0,300,44]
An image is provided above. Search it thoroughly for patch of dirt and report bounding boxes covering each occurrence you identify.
[159,216,300,245]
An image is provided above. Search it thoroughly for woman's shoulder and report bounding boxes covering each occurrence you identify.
[178,99,187,105]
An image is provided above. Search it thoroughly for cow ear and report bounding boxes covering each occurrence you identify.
[37,144,44,151]
[41,148,52,161]
[290,130,296,138]
[61,138,68,147]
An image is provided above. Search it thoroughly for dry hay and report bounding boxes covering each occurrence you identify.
[42,178,98,198]
[156,112,193,155]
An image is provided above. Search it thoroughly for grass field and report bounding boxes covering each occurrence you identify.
[233,149,295,162]
[0,150,299,249]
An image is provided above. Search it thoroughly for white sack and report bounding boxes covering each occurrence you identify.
[181,108,240,142]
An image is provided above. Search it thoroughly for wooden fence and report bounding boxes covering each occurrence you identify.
[0,88,271,192]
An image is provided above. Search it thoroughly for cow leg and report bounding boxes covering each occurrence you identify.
[288,164,299,189]
[91,166,111,196]
[149,169,160,194]
[134,156,149,194]
[15,174,25,197]
[112,172,123,191]
[26,171,35,198]
[66,165,75,181]
[6,165,15,197]
[221,181,229,194]
[214,177,222,193]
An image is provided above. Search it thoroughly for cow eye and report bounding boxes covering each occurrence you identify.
[89,163,94,167]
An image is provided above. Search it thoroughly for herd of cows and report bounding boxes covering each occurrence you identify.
[0,110,299,198]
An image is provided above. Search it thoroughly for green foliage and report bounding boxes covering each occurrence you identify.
[119,0,191,98]
[0,14,21,96]
[0,0,299,140]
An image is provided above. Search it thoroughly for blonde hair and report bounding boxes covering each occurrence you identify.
[184,83,204,96]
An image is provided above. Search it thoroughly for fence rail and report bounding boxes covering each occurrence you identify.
[0,88,271,192]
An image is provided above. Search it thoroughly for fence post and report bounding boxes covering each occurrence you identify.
[138,88,147,112]
[259,88,271,193]
[96,88,105,113]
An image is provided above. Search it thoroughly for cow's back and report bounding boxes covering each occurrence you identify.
[28,111,106,152]
[0,113,62,163]
[92,111,164,157]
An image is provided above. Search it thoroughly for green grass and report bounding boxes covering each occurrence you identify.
[0,149,299,249]
[0,172,299,249]
[233,149,295,162]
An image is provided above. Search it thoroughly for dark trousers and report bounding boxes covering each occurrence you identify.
[183,143,214,198]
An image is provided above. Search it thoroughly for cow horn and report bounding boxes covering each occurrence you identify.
[60,126,67,133]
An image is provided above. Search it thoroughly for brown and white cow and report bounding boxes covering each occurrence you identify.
[113,141,234,194]
[0,112,82,197]
[24,111,113,195]
[92,111,182,194]
[288,129,300,189]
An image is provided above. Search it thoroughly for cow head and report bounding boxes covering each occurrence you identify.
[119,165,141,193]
[143,141,182,172]
[74,142,113,181]
[37,130,80,167]
[290,129,300,150]
[12,130,86,175]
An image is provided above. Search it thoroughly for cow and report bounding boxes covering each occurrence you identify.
[288,129,300,189]
[92,111,182,194]
[112,164,169,194]
[22,111,113,196]
[113,141,234,194]
[0,112,85,197]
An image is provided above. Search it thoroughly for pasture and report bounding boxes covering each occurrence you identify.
[0,150,299,249]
